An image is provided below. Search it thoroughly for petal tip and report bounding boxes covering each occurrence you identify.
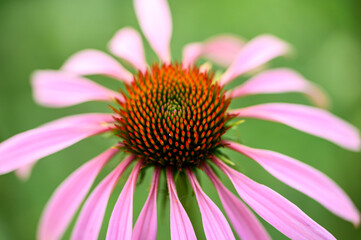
[351,210,361,227]
[344,129,361,152]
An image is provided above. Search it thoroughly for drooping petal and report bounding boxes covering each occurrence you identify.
[204,164,271,240]
[224,141,360,225]
[166,168,196,240]
[214,158,336,240]
[61,49,133,84]
[220,35,290,86]
[38,147,120,240]
[134,0,172,63]
[108,27,147,73]
[106,161,142,240]
[132,167,160,240]
[32,70,124,108]
[182,35,244,67]
[186,169,235,240]
[231,103,361,151]
[0,114,114,175]
[229,68,329,108]
[71,155,135,240]
[15,162,35,180]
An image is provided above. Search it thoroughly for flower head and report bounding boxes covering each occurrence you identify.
[0,0,360,239]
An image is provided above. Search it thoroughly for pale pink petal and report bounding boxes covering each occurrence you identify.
[132,168,160,240]
[204,164,271,240]
[224,141,360,225]
[230,103,361,151]
[108,27,147,73]
[41,113,113,128]
[38,147,120,240]
[0,114,114,175]
[32,70,124,108]
[15,162,35,180]
[71,155,135,240]
[214,158,336,240]
[61,49,133,84]
[183,35,244,67]
[182,43,202,68]
[186,169,235,240]
[166,168,196,240]
[106,161,142,240]
[229,68,329,108]
[199,62,212,74]
[220,35,290,86]
[134,0,172,63]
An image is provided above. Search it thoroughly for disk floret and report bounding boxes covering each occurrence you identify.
[114,63,231,168]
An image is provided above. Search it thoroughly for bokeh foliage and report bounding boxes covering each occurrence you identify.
[0,0,360,239]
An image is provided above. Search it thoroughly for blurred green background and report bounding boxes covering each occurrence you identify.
[0,0,360,239]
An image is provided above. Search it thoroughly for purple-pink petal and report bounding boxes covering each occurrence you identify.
[214,158,336,240]
[32,70,124,108]
[134,0,172,63]
[106,161,142,240]
[228,68,329,108]
[220,35,289,86]
[204,164,271,240]
[186,169,235,240]
[225,141,360,225]
[166,168,196,240]
[0,113,113,175]
[61,49,133,84]
[230,103,361,151]
[182,35,244,67]
[38,147,120,240]
[132,167,160,240]
[108,27,147,73]
[71,155,135,240]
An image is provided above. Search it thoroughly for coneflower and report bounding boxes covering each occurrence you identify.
[0,0,359,239]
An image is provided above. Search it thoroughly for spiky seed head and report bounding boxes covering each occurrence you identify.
[114,63,231,169]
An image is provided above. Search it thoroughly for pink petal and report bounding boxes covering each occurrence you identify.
[214,158,336,240]
[108,27,147,73]
[183,35,244,67]
[186,169,235,240]
[71,155,135,240]
[61,49,133,84]
[220,35,290,86]
[0,114,114,175]
[15,162,35,180]
[106,161,142,240]
[225,141,360,225]
[42,113,113,128]
[32,70,124,108]
[199,62,212,74]
[132,167,160,240]
[166,168,196,240]
[204,164,271,240]
[229,68,329,108]
[182,43,202,68]
[134,0,172,63]
[38,147,120,240]
[230,103,361,151]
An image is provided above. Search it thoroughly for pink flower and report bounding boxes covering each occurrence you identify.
[0,0,360,239]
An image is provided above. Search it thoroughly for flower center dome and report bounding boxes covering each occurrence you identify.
[115,63,231,169]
